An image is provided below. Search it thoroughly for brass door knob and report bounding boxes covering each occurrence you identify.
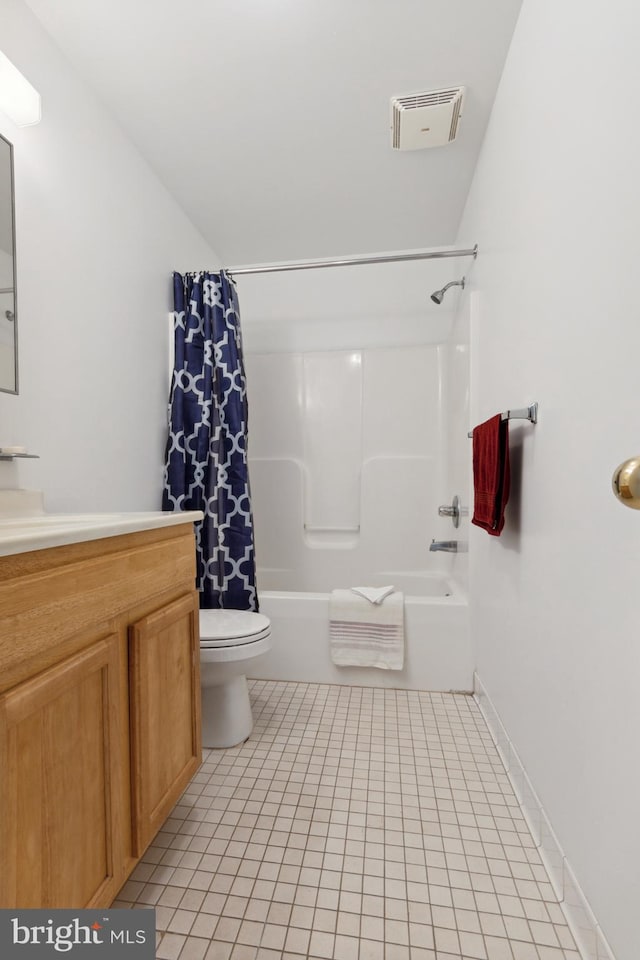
[612,457,640,509]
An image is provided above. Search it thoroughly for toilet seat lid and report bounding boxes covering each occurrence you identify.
[199,608,271,641]
[200,626,271,649]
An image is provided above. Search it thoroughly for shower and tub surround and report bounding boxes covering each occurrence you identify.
[299,351,362,540]
[242,340,470,690]
[244,343,450,591]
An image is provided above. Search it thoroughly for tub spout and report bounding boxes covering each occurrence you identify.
[429,539,458,553]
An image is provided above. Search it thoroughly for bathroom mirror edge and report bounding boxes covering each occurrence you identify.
[0,131,18,395]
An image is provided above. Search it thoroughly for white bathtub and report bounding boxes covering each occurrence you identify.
[248,572,472,691]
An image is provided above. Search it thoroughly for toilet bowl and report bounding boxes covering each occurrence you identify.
[199,609,272,749]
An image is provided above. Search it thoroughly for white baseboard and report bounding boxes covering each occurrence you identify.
[473,672,616,960]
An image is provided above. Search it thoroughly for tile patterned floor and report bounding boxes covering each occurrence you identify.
[114,680,581,960]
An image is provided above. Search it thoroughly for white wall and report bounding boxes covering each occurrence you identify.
[457,2,640,957]
[0,0,218,511]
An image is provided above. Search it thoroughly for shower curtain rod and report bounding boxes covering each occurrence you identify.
[225,244,478,277]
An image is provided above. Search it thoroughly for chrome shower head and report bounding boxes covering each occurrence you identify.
[430,277,465,305]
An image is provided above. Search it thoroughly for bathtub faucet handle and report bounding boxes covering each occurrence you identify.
[437,495,466,528]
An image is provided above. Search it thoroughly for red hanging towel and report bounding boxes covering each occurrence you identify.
[471,414,510,536]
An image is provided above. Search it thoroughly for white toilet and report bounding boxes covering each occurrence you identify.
[198,609,272,749]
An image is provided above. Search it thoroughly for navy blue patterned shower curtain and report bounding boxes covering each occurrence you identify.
[163,271,258,610]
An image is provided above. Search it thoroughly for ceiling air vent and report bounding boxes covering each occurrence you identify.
[390,86,465,151]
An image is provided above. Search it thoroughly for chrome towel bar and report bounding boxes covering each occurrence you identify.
[467,402,538,438]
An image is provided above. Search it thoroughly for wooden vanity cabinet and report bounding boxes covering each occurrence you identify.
[0,523,201,909]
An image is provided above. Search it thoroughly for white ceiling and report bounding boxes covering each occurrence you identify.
[25,0,522,267]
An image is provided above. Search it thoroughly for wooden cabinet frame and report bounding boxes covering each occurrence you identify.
[0,633,122,907]
[129,593,201,856]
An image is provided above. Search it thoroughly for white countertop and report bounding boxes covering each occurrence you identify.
[0,511,204,557]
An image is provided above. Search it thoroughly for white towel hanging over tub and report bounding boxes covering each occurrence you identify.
[330,589,404,670]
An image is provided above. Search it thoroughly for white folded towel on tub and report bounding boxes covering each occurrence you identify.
[330,588,404,670]
[350,585,395,604]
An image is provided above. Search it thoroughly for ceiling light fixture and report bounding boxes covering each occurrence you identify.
[0,50,41,126]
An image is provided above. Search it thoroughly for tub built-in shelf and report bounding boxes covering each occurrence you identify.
[304,525,360,533]
[0,453,39,461]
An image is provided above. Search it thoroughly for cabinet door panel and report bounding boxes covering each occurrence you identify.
[0,634,122,908]
[129,592,201,855]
